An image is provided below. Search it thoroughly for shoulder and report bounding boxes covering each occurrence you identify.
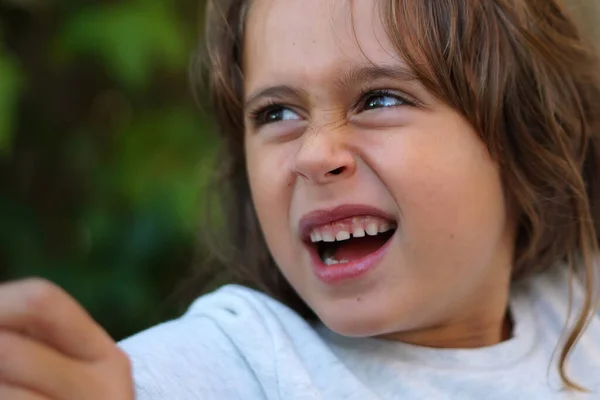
[118,284,304,400]
[119,284,283,353]
[521,263,595,315]
[518,264,600,390]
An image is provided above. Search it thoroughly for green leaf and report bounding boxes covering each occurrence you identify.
[108,109,217,231]
[56,1,189,89]
[0,49,23,156]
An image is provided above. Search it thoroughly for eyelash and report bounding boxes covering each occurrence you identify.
[356,89,414,111]
[248,101,286,127]
[248,89,414,128]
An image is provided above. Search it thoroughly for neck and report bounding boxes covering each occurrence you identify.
[379,267,514,349]
[380,312,513,349]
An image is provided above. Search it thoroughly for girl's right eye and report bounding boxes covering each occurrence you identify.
[252,106,301,126]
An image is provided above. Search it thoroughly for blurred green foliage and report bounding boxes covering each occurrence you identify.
[0,0,218,340]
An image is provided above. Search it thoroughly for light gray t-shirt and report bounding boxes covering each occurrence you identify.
[119,265,600,399]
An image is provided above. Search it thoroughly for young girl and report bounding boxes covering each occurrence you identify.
[0,0,599,399]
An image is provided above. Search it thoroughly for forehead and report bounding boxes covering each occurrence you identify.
[243,0,401,94]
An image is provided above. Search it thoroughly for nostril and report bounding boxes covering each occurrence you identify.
[329,166,345,176]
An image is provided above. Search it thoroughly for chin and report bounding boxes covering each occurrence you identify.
[315,301,404,338]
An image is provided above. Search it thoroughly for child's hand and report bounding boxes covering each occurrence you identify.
[0,278,134,399]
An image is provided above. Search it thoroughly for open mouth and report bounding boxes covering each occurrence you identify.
[306,216,397,265]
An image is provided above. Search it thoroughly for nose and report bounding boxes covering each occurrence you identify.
[293,127,356,184]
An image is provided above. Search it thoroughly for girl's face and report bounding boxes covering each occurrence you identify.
[243,0,517,346]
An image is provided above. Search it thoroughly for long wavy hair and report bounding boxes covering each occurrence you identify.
[194,0,600,391]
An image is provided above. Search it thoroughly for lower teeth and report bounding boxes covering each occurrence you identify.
[320,245,349,265]
[324,256,349,265]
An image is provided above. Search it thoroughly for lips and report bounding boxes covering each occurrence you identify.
[298,204,397,284]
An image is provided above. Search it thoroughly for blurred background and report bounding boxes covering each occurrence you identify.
[1,0,598,343]
[0,0,217,341]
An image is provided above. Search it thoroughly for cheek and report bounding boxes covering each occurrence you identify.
[380,121,507,261]
[246,140,292,203]
[246,140,296,257]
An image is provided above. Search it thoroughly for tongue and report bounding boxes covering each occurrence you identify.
[333,235,389,261]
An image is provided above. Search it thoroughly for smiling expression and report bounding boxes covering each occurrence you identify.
[242,0,517,345]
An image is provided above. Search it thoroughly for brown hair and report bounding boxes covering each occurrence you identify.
[196,0,600,390]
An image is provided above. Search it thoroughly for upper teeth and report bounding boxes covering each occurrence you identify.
[336,231,351,241]
[309,218,396,243]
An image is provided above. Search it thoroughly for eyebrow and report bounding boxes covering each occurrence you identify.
[244,85,308,113]
[333,64,419,93]
[243,64,419,112]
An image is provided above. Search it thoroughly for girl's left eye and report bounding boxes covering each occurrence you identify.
[361,92,407,111]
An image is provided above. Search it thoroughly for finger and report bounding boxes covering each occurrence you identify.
[0,384,48,400]
[0,278,114,361]
[0,330,91,400]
